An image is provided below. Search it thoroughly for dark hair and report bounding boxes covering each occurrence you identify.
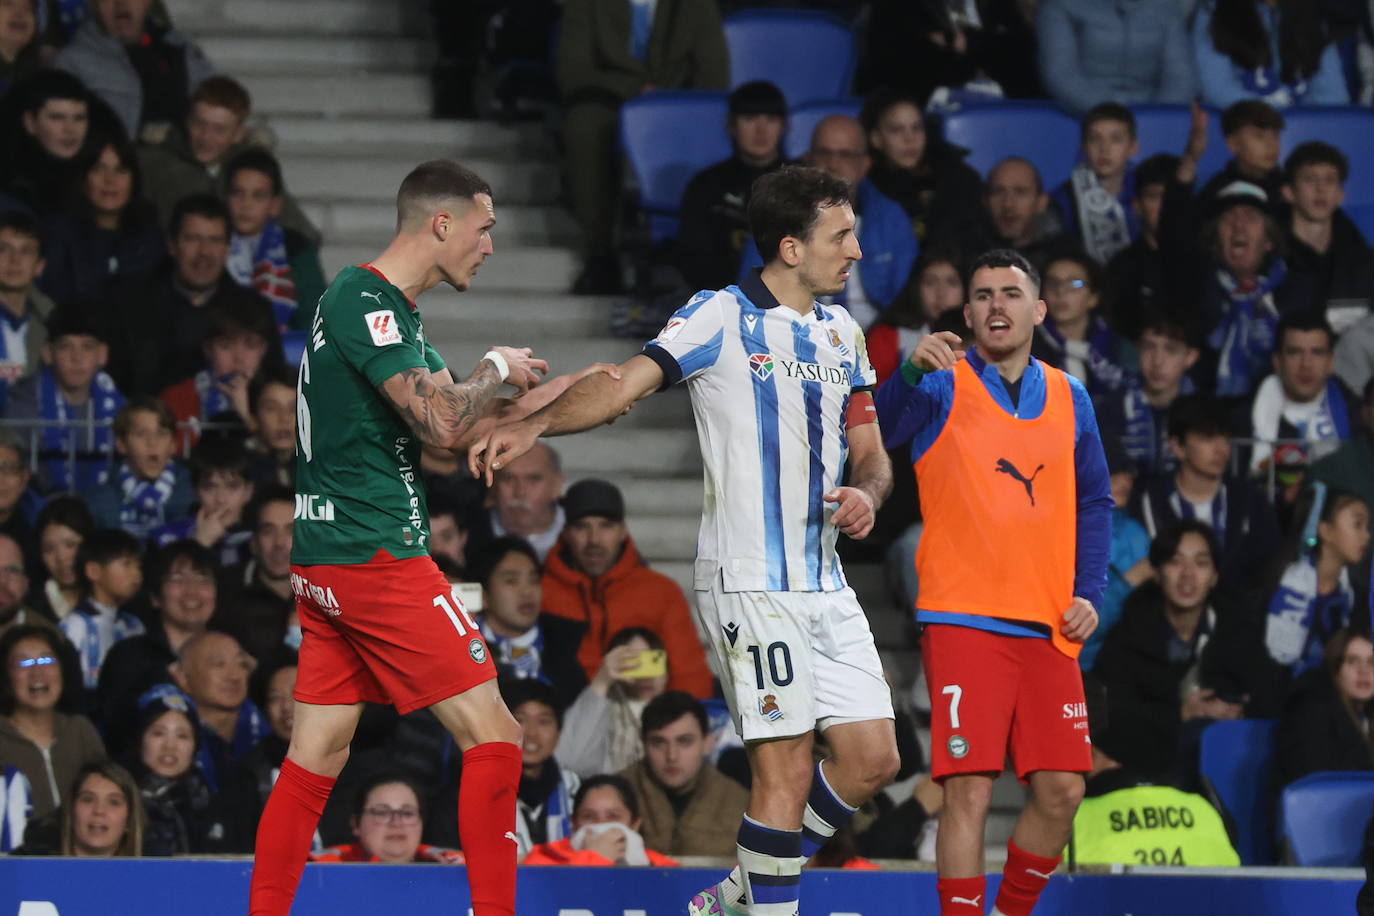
[640,690,708,739]
[1081,102,1136,141]
[352,771,427,821]
[19,69,88,114]
[1275,308,1335,352]
[249,647,298,712]
[469,535,539,588]
[248,365,297,416]
[36,494,94,541]
[396,160,491,228]
[204,293,278,349]
[1205,0,1329,86]
[1045,250,1106,296]
[608,626,665,653]
[858,87,924,137]
[144,539,215,598]
[500,676,564,728]
[1166,393,1230,441]
[1219,99,1285,137]
[45,301,109,345]
[1295,486,1367,567]
[114,396,176,439]
[1134,153,1180,193]
[1135,313,1199,349]
[189,75,251,121]
[245,484,295,533]
[61,760,144,857]
[76,528,140,592]
[1284,140,1350,186]
[188,436,253,488]
[74,131,149,228]
[0,210,43,255]
[224,148,283,197]
[0,624,82,716]
[966,248,1041,296]
[880,243,964,330]
[573,774,640,823]
[427,490,463,525]
[169,192,229,238]
[1325,628,1374,735]
[1147,518,1222,569]
[748,165,854,266]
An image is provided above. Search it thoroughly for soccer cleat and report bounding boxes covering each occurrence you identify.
[687,883,749,916]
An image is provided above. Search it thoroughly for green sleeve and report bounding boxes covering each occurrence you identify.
[288,245,329,330]
[326,282,427,387]
[424,337,447,374]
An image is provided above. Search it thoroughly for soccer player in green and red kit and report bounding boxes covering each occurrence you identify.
[248,160,614,916]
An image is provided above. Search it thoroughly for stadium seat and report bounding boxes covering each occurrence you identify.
[938,102,1079,188]
[1281,106,1374,207]
[1280,771,1374,867]
[1346,203,1374,245]
[723,10,856,106]
[1129,104,1231,185]
[281,329,307,369]
[1198,719,1278,865]
[619,90,732,242]
[784,98,863,159]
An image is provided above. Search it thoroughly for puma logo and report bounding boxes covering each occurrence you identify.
[360,290,384,304]
[504,831,518,844]
[950,894,982,907]
[1025,867,1054,880]
[995,458,1044,506]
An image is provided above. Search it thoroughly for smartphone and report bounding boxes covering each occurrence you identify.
[452,582,483,614]
[620,649,667,679]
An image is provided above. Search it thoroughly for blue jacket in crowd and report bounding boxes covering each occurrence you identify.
[1191,0,1349,109]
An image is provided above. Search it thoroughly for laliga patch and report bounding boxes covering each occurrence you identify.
[365,309,402,346]
[654,316,687,343]
[469,638,488,664]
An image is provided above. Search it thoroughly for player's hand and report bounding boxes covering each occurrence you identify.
[468,420,541,484]
[1060,597,1098,643]
[584,828,627,863]
[908,331,965,373]
[824,486,876,539]
[488,346,548,392]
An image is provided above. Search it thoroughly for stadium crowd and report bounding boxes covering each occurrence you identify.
[0,0,1372,877]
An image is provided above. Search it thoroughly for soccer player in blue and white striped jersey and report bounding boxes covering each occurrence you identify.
[473,166,900,916]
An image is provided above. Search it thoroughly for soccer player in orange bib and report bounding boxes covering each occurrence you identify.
[875,249,1112,916]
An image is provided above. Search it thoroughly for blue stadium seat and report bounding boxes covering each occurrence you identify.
[281,329,307,369]
[619,90,732,242]
[1280,107,1374,207]
[1280,771,1374,867]
[1346,203,1374,245]
[784,98,863,159]
[938,102,1079,188]
[1199,719,1278,865]
[723,10,856,106]
[1129,104,1231,185]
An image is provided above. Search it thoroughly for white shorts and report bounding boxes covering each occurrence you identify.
[695,576,894,742]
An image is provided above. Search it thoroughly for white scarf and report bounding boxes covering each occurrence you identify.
[570,822,650,865]
[1070,161,1132,264]
[1248,375,1342,473]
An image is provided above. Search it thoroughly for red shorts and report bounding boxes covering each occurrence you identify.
[291,554,495,714]
[921,623,1091,782]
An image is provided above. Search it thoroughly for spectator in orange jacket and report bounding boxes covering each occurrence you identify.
[542,479,712,698]
[524,774,678,867]
[310,771,464,865]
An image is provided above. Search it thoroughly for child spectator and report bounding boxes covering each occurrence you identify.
[39,132,163,307]
[149,438,253,568]
[866,246,966,386]
[311,771,462,864]
[524,774,678,867]
[0,624,104,823]
[1032,251,1137,398]
[224,148,326,331]
[1282,142,1374,335]
[1191,0,1349,109]
[1050,103,1140,264]
[0,211,55,410]
[1275,628,1374,792]
[501,678,581,856]
[245,366,295,489]
[61,761,144,857]
[3,70,94,214]
[559,627,670,780]
[1099,317,1200,479]
[1198,101,1286,214]
[83,398,193,539]
[1080,441,1153,672]
[57,527,143,690]
[1265,487,1370,676]
[1107,153,1177,340]
[1248,310,1359,489]
[159,293,282,445]
[31,495,92,622]
[4,302,123,494]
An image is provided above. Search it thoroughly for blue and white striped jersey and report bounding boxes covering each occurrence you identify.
[642,270,876,593]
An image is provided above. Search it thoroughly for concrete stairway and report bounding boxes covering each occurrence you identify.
[166,0,1020,856]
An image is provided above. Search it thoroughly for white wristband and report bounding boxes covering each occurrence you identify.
[483,349,510,382]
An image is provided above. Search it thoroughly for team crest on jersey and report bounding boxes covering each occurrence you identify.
[468,638,487,664]
[948,735,970,759]
[654,317,687,343]
[759,694,783,721]
[401,527,415,547]
[826,328,850,357]
[748,352,775,381]
[365,309,401,346]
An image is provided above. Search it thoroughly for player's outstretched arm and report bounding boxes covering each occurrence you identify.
[378,345,547,449]
[824,420,893,540]
[446,362,624,454]
[468,353,663,483]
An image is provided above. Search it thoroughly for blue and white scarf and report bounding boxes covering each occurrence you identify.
[192,369,234,420]
[1037,316,1135,398]
[1069,161,1136,264]
[1209,260,1288,398]
[227,218,296,329]
[58,599,146,689]
[479,617,547,682]
[1243,66,1310,109]
[513,764,578,857]
[38,367,123,493]
[1119,377,1196,476]
[1167,483,1230,549]
[1266,555,1353,676]
[195,700,269,795]
[118,462,179,539]
[0,305,32,413]
[1249,374,1351,473]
